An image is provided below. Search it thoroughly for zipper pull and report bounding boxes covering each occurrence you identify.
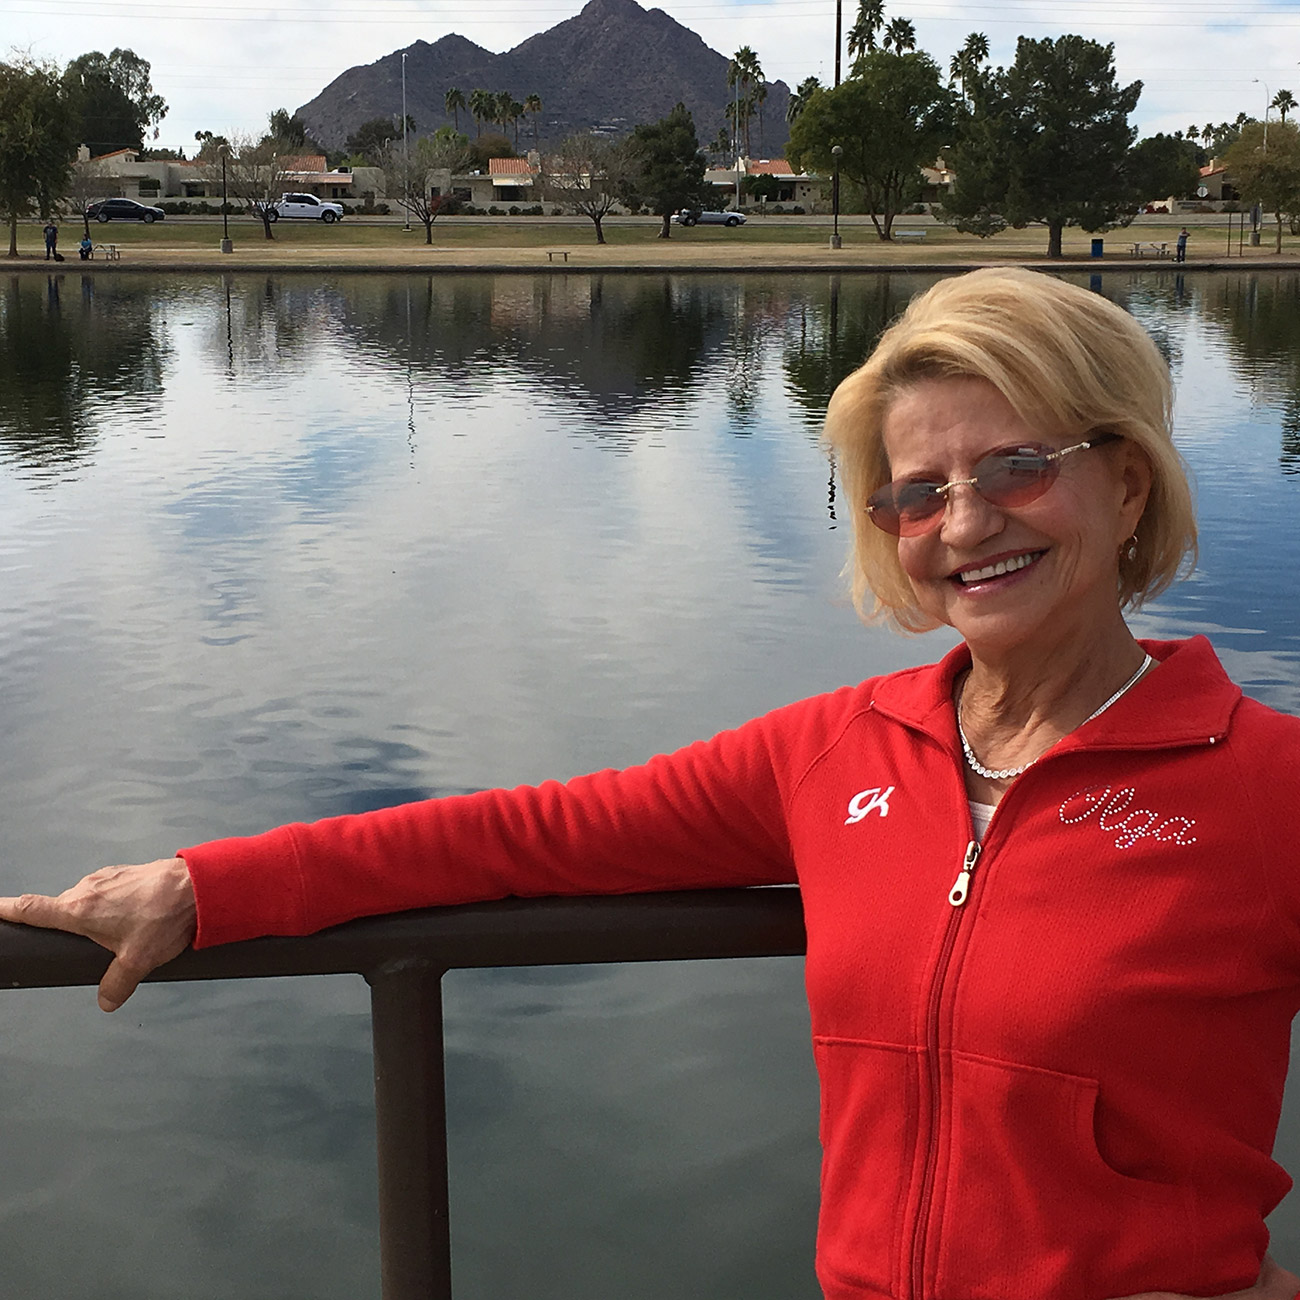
[948,840,981,907]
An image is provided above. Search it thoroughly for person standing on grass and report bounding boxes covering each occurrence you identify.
[43,220,58,261]
[1177,227,1190,262]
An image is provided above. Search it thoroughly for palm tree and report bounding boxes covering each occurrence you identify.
[508,98,525,147]
[787,76,822,124]
[727,46,762,156]
[494,91,514,137]
[847,0,885,59]
[524,93,543,147]
[882,17,916,53]
[1273,89,1297,122]
[468,88,492,137]
[1184,125,1200,143]
[949,31,989,102]
[445,87,466,132]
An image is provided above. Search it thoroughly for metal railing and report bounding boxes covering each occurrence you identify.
[0,887,807,1300]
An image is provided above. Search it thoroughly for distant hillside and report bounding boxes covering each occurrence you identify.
[295,0,790,156]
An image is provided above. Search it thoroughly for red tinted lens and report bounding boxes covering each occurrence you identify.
[972,445,1058,507]
[867,480,945,536]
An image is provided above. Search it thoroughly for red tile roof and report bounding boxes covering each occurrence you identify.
[489,157,538,176]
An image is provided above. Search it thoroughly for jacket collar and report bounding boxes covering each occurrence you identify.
[869,635,1242,753]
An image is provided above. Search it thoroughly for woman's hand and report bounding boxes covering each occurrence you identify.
[1114,1254,1300,1300]
[0,858,197,1012]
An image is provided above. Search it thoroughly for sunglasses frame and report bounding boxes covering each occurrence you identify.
[865,432,1122,537]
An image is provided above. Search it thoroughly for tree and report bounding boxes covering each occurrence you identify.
[383,129,470,244]
[202,134,296,239]
[847,0,885,58]
[465,132,515,173]
[787,50,953,241]
[541,134,633,243]
[345,117,399,164]
[0,57,79,257]
[194,130,231,163]
[942,35,1141,257]
[882,17,917,53]
[468,88,494,137]
[1273,89,1297,123]
[268,109,309,148]
[788,76,822,123]
[445,87,466,132]
[727,46,762,155]
[626,103,708,238]
[949,31,989,102]
[61,49,166,155]
[1225,120,1300,252]
[1126,133,1199,204]
[524,94,543,146]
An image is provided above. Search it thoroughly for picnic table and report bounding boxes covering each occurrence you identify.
[1130,241,1169,258]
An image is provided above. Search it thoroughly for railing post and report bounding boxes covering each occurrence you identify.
[368,959,452,1300]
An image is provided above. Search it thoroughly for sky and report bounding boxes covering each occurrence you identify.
[4,0,1299,154]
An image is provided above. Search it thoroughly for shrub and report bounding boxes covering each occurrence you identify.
[552,207,563,216]
[508,205,521,216]
[488,205,505,216]
[524,204,544,216]
[791,205,806,215]
[159,200,191,215]
[769,204,785,214]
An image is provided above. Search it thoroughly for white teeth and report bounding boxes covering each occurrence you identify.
[958,552,1040,584]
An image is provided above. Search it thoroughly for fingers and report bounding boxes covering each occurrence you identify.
[0,893,75,933]
[99,955,150,1013]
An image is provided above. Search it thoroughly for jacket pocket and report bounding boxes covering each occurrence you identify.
[933,1052,1196,1300]
[813,1036,917,1297]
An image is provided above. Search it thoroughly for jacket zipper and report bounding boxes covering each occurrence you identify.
[910,838,982,1299]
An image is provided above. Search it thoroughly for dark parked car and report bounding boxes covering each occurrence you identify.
[86,198,166,224]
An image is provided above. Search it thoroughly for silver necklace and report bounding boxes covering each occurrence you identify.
[957,652,1154,782]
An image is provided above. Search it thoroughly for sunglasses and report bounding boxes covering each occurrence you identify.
[865,433,1122,537]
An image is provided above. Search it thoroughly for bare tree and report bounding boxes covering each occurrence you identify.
[200,133,295,239]
[64,157,111,236]
[383,130,471,244]
[540,134,632,244]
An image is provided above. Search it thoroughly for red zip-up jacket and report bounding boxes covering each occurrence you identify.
[180,636,1300,1299]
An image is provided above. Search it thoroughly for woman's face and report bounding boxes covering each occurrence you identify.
[880,376,1151,658]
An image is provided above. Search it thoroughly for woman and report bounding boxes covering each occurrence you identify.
[5,268,1300,1300]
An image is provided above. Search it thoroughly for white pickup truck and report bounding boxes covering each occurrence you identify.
[267,193,344,223]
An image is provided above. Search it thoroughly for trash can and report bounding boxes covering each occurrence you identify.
[1091,238,1104,258]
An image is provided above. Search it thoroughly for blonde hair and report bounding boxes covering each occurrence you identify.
[823,268,1197,633]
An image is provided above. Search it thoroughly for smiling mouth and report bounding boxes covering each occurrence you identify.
[953,550,1046,585]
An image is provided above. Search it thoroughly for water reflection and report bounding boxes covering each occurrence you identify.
[5,270,1300,1297]
[0,274,167,480]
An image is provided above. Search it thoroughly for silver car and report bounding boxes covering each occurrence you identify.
[672,209,745,228]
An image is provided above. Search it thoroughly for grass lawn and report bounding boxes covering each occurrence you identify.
[9,214,1297,266]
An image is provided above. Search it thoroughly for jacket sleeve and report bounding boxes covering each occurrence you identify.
[178,699,826,949]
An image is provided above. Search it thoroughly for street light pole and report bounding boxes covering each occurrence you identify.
[402,52,411,231]
[830,143,843,250]
[1254,78,1271,153]
[834,0,842,87]
[220,146,232,253]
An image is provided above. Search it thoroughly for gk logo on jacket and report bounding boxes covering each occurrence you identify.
[845,786,894,824]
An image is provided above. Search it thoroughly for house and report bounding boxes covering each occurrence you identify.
[71,145,385,208]
[703,158,822,211]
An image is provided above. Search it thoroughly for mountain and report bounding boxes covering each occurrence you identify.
[295,0,790,157]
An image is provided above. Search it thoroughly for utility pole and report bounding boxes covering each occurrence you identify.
[835,0,842,86]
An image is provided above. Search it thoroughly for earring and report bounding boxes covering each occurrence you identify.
[1122,534,1138,563]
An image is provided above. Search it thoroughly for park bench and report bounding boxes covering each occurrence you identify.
[1130,241,1169,258]
[894,229,927,242]
[544,250,570,262]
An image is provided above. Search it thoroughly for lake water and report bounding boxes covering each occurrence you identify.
[2,268,1300,1298]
